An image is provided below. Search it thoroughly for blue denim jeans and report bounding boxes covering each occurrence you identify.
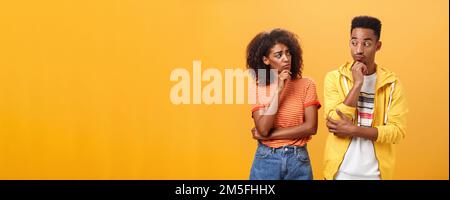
[249,142,313,180]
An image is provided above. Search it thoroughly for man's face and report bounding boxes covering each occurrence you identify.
[350,28,381,65]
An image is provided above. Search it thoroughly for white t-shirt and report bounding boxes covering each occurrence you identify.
[335,73,381,180]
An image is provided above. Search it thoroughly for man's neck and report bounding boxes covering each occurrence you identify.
[366,62,377,75]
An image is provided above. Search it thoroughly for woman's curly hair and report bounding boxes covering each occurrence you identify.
[246,28,303,85]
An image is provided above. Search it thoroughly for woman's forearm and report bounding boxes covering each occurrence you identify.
[266,123,317,140]
[253,89,283,136]
[263,105,319,140]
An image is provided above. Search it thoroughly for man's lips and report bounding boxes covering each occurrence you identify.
[354,55,364,60]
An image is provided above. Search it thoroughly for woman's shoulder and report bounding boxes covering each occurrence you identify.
[293,76,317,86]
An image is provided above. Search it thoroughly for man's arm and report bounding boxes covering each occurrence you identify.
[325,62,373,138]
[343,61,366,107]
[374,80,408,144]
[324,62,367,122]
[352,126,378,140]
[327,110,378,141]
[326,110,378,140]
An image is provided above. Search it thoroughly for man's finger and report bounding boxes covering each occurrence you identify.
[362,65,368,75]
[327,125,337,130]
[334,133,343,137]
[352,62,361,70]
[336,109,348,120]
[327,117,338,124]
[326,121,337,129]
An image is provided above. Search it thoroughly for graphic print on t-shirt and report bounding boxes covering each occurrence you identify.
[357,91,375,127]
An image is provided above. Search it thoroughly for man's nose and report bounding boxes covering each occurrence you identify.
[356,44,364,54]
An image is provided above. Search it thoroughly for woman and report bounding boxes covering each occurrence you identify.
[246,28,321,180]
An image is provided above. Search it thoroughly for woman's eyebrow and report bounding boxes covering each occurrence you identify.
[273,49,289,54]
[273,50,282,54]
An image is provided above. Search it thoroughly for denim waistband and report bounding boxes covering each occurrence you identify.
[258,141,306,154]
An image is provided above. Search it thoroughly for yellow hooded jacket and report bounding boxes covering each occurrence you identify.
[323,62,408,180]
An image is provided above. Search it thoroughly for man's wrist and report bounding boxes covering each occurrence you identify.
[350,125,359,137]
[353,81,363,88]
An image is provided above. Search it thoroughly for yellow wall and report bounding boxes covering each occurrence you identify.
[0,0,448,179]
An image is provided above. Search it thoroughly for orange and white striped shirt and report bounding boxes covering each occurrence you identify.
[251,77,321,148]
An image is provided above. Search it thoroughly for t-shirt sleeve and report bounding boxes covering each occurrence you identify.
[304,79,321,109]
[251,87,269,113]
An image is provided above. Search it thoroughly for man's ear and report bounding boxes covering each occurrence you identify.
[376,41,382,51]
[263,56,270,65]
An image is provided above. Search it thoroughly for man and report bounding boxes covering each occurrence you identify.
[323,16,408,180]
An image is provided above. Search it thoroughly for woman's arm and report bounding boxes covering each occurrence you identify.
[252,70,290,137]
[253,105,319,140]
[252,88,282,137]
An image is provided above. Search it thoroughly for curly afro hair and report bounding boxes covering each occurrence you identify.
[246,28,303,85]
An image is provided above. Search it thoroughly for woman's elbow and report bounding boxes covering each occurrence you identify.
[308,123,318,135]
[256,127,271,137]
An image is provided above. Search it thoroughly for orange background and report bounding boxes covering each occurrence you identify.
[0,0,448,179]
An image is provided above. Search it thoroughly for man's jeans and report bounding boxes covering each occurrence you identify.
[249,142,313,180]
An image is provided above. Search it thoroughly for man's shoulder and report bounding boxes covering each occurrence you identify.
[324,69,341,81]
[326,69,340,75]
[327,62,351,77]
[377,65,401,82]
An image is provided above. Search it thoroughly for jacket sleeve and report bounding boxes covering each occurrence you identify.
[375,80,408,144]
[324,71,356,122]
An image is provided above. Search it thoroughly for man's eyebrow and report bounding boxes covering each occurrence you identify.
[351,36,374,41]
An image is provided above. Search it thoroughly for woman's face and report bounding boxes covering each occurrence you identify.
[263,43,291,73]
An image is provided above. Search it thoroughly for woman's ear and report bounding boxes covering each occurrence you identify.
[262,56,270,65]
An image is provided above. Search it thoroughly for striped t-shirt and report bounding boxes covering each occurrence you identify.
[336,73,380,180]
[251,77,321,148]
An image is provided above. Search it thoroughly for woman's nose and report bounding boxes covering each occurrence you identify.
[281,54,289,62]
